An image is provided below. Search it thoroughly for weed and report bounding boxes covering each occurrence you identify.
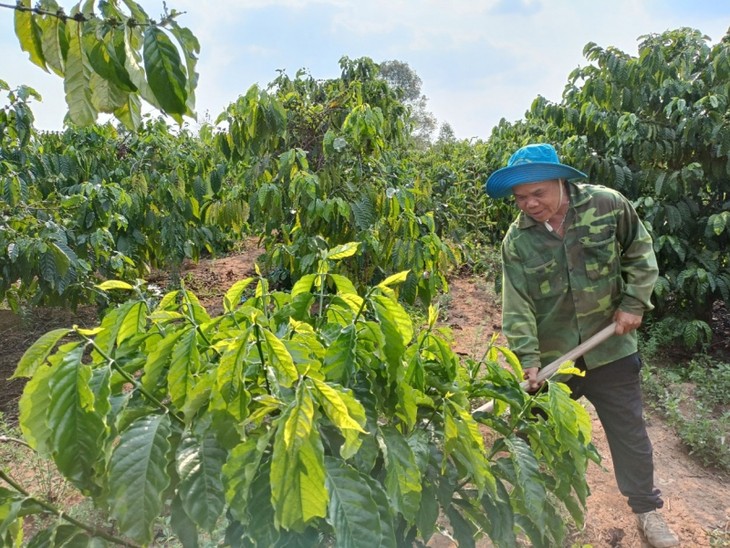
[641,361,730,472]
[686,357,730,409]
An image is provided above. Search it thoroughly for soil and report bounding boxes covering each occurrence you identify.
[1,241,728,547]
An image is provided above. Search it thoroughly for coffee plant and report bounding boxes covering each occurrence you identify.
[0,106,246,309]
[216,58,459,304]
[8,0,199,128]
[1,249,598,547]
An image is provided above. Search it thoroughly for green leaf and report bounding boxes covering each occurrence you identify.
[443,403,494,495]
[372,295,413,345]
[223,277,255,312]
[270,386,327,531]
[14,0,46,70]
[109,414,172,543]
[3,175,22,208]
[446,505,478,548]
[415,481,440,542]
[18,364,55,455]
[124,26,162,112]
[708,212,729,235]
[324,457,383,548]
[170,494,199,548]
[92,301,137,360]
[12,328,70,379]
[142,330,183,393]
[120,0,149,20]
[322,325,358,384]
[143,26,187,119]
[177,433,227,532]
[168,327,201,410]
[116,301,147,346]
[493,344,523,380]
[504,437,548,533]
[86,29,136,92]
[395,382,419,431]
[291,273,317,298]
[372,295,413,376]
[380,426,422,522]
[0,487,25,543]
[478,479,517,546]
[47,345,106,490]
[167,19,200,114]
[223,430,274,523]
[64,23,97,126]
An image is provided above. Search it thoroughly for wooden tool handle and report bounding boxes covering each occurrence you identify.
[472,322,617,415]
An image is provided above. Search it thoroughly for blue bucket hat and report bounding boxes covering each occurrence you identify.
[485,143,587,199]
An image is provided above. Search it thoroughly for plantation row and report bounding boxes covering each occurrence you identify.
[1,3,729,544]
[3,29,730,349]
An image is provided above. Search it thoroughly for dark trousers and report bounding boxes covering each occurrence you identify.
[566,353,663,513]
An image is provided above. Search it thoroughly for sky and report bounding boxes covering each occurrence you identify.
[1,0,729,140]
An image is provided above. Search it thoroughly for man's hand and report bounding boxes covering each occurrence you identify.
[523,366,543,392]
[613,310,643,335]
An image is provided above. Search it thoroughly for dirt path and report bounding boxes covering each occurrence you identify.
[1,246,728,546]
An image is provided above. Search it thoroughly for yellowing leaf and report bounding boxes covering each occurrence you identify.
[97,280,134,291]
[338,292,364,313]
[14,0,46,71]
[64,24,97,126]
[556,362,585,377]
[271,388,327,530]
[262,329,298,388]
[310,378,366,433]
[427,304,439,329]
[326,242,360,261]
[74,326,104,337]
[378,270,410,288]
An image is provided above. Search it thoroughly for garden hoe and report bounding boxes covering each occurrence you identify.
[472,321,618,415]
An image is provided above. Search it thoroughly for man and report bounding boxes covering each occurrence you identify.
[485,143,679,548]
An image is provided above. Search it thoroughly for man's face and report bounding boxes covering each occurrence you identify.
[512,179,562,223]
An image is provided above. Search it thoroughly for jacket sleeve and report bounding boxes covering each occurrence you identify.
[500,237,542,370]
[616,196,659,315]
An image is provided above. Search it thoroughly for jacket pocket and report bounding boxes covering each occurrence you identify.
[524,258,566,299]
[580,235,617,280]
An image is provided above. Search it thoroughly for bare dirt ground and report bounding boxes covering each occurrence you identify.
[1,242,728,547]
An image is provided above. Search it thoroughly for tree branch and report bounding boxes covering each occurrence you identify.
[0,2,185,27]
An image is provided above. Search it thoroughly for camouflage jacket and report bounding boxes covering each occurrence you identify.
[500,182,659,370]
